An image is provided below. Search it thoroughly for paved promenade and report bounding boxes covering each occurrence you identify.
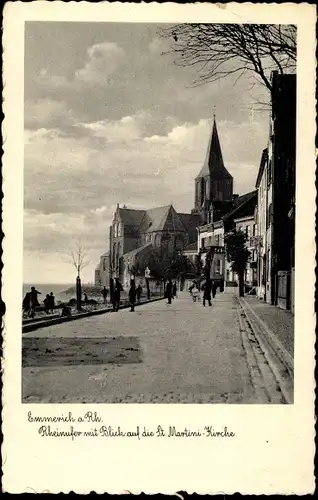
[243,295,294,357]
[22,291,292,404]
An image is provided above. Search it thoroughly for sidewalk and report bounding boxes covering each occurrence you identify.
[242,295,294,358]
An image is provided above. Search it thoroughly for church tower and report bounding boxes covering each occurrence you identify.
[193,117,233,223]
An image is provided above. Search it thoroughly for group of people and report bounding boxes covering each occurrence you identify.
[189,279,218,307]
[22,287,55,318]
[112,278,143,313]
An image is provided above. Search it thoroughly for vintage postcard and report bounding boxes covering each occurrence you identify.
[2,1,316,494]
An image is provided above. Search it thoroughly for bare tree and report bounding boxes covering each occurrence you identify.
[160,24,296,93]
[68,240,90,311]
[69,240,90,278]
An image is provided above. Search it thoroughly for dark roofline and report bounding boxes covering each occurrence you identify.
[255,149,268,189]
[222,190,257,221]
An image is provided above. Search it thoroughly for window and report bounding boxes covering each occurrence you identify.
[155,234,161,247]
[215,258,222,275]
[267,203,273,229]
[246,225,251,238]
[205,179,210,199]
[201,237,205,248]
[200,178,205,205]
[253,224,256,236]
[208,236,212,246]
[176,236,183,250]
[112,243,116,268]
[117,224,121,237]
[267,250,271,281]
[196,181,201,204]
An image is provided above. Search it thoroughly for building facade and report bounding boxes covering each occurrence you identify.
[106,204,200,285]
[233,215,258,288]
[255,71,296,311]
[94,252,110,287]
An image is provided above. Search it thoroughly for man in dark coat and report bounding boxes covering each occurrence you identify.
[129,279,136,312]
[113,278,123,312]
[136,284,142,303]
[30,286,41,317]
[49,292,55,313]
[165,279,173,305]
[22,292,31,318]
[172,281,177,298]
[202,279,212,307]
[102,286,108,304]
[43,294,51,314]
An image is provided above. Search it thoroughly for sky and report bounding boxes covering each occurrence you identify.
[24,22,270,284]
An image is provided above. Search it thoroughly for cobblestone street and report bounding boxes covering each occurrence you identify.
[22,290,293,404]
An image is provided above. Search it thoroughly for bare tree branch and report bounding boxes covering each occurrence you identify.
[160,23,296,93]
[67,240,91,278]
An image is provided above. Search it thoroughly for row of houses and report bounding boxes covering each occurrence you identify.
[95,71,295,314]
[182,71,296,313]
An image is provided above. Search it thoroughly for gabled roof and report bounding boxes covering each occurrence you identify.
[141,205,186,233]
[196,119,233,181]
[222,190,257,221]
[118,208,146,226]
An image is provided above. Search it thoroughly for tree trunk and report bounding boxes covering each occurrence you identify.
[76,276,82,311]
[238,270,245,297]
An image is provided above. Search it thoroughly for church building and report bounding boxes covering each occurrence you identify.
[95,116,255,290]
[108,204,200,288]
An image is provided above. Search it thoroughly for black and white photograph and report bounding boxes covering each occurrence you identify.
[2,2,316,495]
[21,20,297,404]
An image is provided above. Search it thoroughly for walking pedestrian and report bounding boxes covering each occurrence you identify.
[30,286,41,317]
[172,281,177,298]
[113,278,123,312]
[49,292,55,313]
[43,294,51,314]
[22,292,31,318]
[201,279,212,307]
[84,293,88,304]
[136,284,142,303]
[212,280,217,299]
[165,278,173,305]
[129,279,136,312]
[101,286,108,304]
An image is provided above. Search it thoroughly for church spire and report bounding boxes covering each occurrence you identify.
[196,117,232,180]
